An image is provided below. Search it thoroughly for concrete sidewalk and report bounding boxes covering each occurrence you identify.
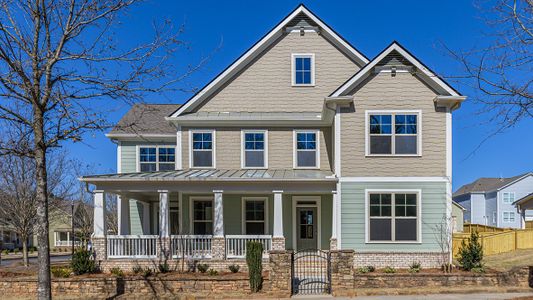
[292,292,533,299]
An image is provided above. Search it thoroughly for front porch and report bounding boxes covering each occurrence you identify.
[86,169,339,262]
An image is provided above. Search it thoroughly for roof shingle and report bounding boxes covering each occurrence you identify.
[109,104,179,135]
[453,173,532,197]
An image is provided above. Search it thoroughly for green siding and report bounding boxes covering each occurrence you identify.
[129,199,144,235]
[340,181,446,252]
[320,194,333,249]
[120,141,175,173]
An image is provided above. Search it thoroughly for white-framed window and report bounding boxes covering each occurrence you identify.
[291,53,315,86]
[366,190,421,243]
[366,110,421,156]
[293,130,320,169]
[503,211,515,223]
[191,198,213,235]
[138,146,176,172]
[242,197,268,235]
[190,130,215,168]
[502,192,515,204]
[241,130,268,168]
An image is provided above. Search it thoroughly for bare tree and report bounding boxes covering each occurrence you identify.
[0,1,201,298]
[0,151,73,266]
[445,0,532,134]
[432,216,454,273]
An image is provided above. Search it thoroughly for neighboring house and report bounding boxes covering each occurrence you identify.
[452,201,465,232]
[514,193,533,229]
[0,221,30,250]
[33,201,79,248]
[81,4,465,268]
[453,173,533,229]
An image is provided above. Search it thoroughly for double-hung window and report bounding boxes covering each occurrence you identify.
[139,146,176,172]
[367,111,420,155]
[368,192,419,242]
[242,131,267,168]
[292,54,314,86]
[243,198,267,235]
[502,192,515,204]
[191,131,214,168]
[503,211,515,223]
[294,130,319,168]
[192,199,213,235]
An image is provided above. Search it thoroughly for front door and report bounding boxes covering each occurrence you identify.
[297,207,318,250]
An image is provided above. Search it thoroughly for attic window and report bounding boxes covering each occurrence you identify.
[292,54,315,86]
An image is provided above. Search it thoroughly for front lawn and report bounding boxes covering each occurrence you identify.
[484,249,533,271]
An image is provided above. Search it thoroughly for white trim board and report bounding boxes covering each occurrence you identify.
[330,41,461,98]
[169,4,368,118]
[340,177,449,182]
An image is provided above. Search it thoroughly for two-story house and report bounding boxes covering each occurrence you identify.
[82,4,465,269]
[454,172,533,229]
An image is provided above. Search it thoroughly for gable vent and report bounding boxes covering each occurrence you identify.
[376,50,413,67]
[286,12,319,28]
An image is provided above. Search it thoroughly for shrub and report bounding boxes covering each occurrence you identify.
[71,249,97,275]
[228,264,240,273]
[132,265,143,275]
[51,266,71,278]
[207,268,219,276]
[366,265,375,272]
[110,267,124,277]
[158,262,170,273]
[472,266,485,273]
[457,231,483,271]
[409,262,421,273]
[383,266,396,273]
[197,263,209,273]
[2,249,8,255]
[357,267,370,274]
[13,248,19,254]
[142,268,153,277]
[246,241,263,293]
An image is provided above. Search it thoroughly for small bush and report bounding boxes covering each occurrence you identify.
[246,241,263,293]
[228,264,240,273]
[13,248,19,254]
[142,268,153,277]
[207,268,219,276]
[409,262,421,273]
[197,263,209,273]
[110,267,124,277]
[71,249,97,275]
[158,262,170,273]
[51,266,71,278]
[132,265,143,275]
[472,266,485,273]
[366,266,375,272]
[457,231,483,271]
[383,266,396,273]
[2,249,8,255]
[356,266,370,274]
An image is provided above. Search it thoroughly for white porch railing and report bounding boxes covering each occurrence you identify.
[171,235,212,259]
[107,235,158,258]
[225,235,272,258]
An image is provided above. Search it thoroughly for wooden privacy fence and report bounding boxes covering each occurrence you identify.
[526,221,533,229]
[453,229,533,257]
[463,223,507,233]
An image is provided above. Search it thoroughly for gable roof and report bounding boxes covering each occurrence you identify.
[453,200,466,211]
[169,4,369,118]
[108,104,179,138]
[330,41,462,98]
[453,172,533,197]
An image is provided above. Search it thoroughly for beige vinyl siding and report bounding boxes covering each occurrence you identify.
[196,31,359,113]
[341,72,446,177]
[181,127,332,171]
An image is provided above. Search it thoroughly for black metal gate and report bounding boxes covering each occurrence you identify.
[291,249,331,295]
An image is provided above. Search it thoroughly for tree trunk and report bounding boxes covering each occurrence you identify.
[34,110,51,300]
[22,235,29,267]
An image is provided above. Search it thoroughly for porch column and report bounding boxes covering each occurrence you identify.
[520,208,526,229]
[212,190,225,259]
[117,196,130,235]
[92,190,107,261]
[272,190,285,250]
[159,190,171,259]
[330,190,338,250]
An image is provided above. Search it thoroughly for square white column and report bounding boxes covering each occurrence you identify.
[118,196,130,235]
[159,190,170,238]
[93,190,106,238]
[273,190,284,238]
[213,190,224,237]
[331,190,338,239]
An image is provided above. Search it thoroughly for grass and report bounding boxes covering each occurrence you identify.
[484,249,533,271]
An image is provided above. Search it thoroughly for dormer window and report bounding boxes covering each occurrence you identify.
[292,54,315,86]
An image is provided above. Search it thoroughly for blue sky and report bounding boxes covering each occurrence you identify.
[67,0,533,190]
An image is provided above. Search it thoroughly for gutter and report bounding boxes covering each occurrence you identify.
[434,95,467,111]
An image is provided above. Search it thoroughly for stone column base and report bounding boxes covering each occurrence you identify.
[91,237,107,261]
[268,250,292,297]
[272,237,286,250]
[211,237,225,259]
[330,238,338,250]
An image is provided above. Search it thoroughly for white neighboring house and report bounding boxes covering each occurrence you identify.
[453,172,533,229]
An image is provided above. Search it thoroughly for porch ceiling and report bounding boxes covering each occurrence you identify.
[80,169,337,183]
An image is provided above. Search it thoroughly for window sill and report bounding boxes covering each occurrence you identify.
[190,166,216,169]
[242,167,268,170]
[365,241,422,244]
[292,83,315,87]
[365,154,422,157]
[293,167,321,170]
